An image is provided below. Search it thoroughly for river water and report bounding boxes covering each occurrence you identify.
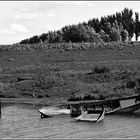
[0,103,140,139]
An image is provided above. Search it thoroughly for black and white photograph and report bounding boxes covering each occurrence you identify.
[0,1,140,139]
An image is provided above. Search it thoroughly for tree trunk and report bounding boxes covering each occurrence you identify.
[129,36,132,41]
[135,33,138,41]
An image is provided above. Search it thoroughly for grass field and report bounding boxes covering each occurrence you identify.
[0,41,140,104]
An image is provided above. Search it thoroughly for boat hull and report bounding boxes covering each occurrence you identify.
[74,110,105,122]
[106,102,140,115]
[69,95,140,116]
[38,106,70,118]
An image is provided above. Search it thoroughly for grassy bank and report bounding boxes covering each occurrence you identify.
[0,42,140,105]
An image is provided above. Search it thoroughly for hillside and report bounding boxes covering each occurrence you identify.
[0,41,140,104]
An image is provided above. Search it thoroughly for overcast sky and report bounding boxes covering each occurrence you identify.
[0,1,140,44]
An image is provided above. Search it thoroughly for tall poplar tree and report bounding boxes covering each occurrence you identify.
[135,12,139,41]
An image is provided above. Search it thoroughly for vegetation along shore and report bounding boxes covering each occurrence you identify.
[1,8,140,106]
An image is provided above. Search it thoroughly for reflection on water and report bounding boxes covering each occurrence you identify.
[0,104,140,138]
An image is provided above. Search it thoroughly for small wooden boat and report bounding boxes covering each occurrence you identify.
[105,95,140,115]
[68,95,140,116]
[38,106,70,118]
[74,109,105,122]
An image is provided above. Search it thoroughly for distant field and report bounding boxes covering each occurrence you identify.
[0,42,140,103]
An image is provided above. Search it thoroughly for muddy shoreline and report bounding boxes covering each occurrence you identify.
[0,97,69,107]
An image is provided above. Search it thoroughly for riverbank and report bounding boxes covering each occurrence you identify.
[0,42,140,104]
[0,97,70,107]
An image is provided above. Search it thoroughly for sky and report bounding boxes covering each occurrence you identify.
[0,1,140,44]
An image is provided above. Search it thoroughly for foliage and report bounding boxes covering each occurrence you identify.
[62,24,102,43]
[135,12,140,41]
[109,29,121,42]
[121,8,134,40]
[101,34,110,42]
[92,65,111,74]
[19,8,140,44]
[88,18,101,33]
[126,79,136,89]
[121,29,128,41]
[35,74,57,90]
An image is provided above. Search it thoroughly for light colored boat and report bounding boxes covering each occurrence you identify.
[38,106,70,118]
[74,109,105,122]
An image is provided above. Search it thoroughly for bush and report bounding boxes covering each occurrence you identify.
[37,95,44,98]
[35,73,58,90]
[109,30,121,42]
[0,94,5,98]
[121,29,128,41]
[98,94,105,100]
[67,96,81,101]
[7,95,17,98]
[20,91,34,97]
[92,65,110,74]
[126,79,136,88]
[82,94,96,100]
[101,34,110,42]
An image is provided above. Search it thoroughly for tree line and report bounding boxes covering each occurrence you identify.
[20,8,140,44]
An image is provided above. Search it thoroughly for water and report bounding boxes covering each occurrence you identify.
[1,104,140,139]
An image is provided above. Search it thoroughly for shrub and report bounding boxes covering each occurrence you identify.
[92,65,110,74]
[35,73,58,90]
[37,95,44,98]
[20,91,34,97]
[118,70,131,80]
[98,94,105,100]
[45,94,49,97]
[135,78,140,87]
[0,94,5,98]
[126,79,136,88]
[121,29,128,41]
[7,95,17,98]
[101,34,110,42]
[67,95,81,101]
[82,94,96,100]
[109,30,121,42]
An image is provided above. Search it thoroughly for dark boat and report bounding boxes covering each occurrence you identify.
[68,95,140,116]
[105,95,140,115]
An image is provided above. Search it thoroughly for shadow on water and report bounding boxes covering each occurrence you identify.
[109,111,140,119]
[70,118,104,126]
